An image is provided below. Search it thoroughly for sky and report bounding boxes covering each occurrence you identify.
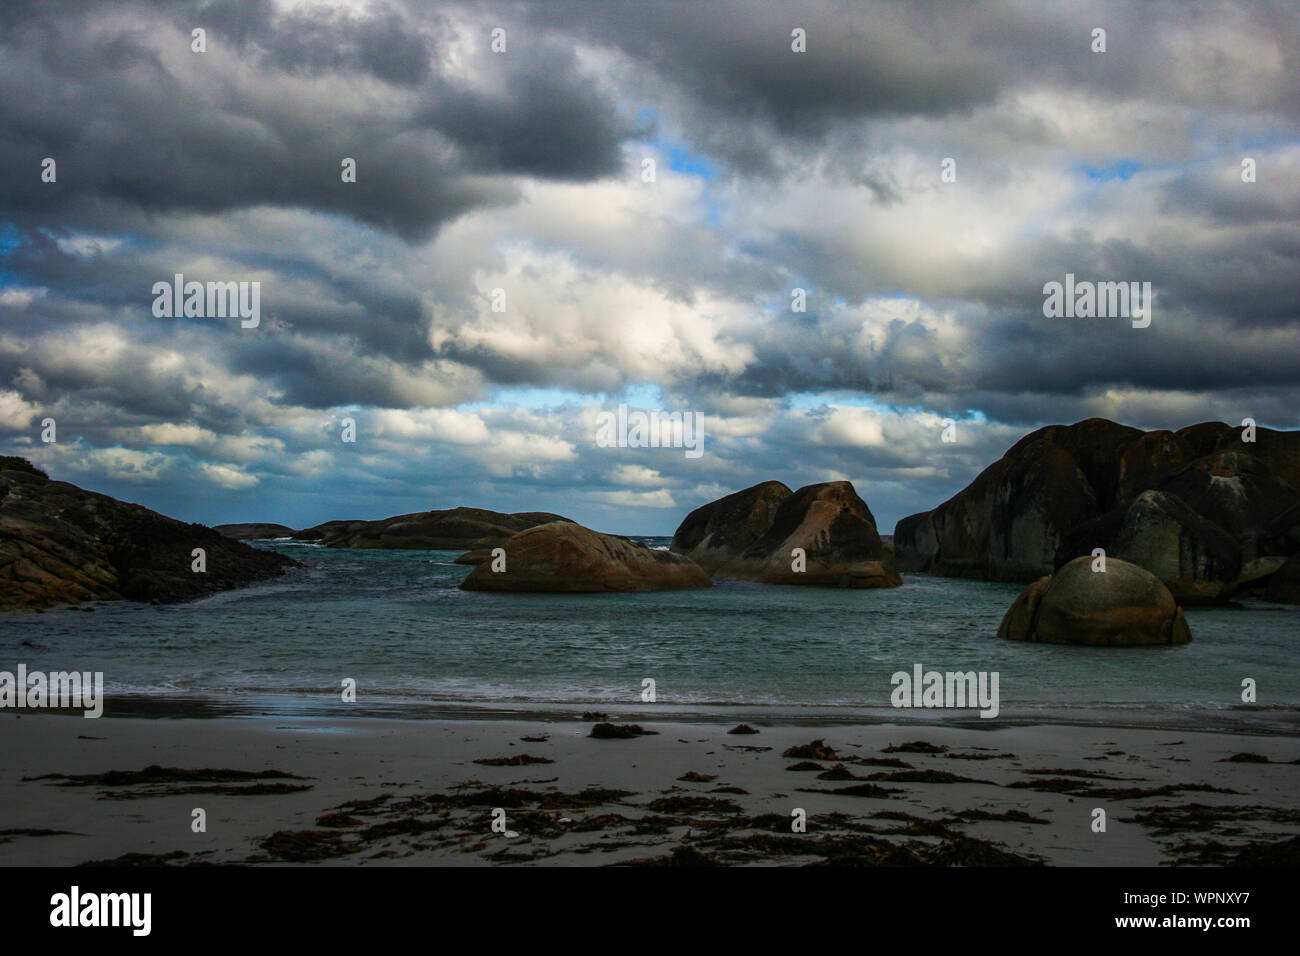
[1,0,1298,535]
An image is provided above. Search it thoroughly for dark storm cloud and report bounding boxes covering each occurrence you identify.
[260,4,434,85]
[516,0,1300,178]
[221,337,420,408]
[419,46,642,179]
[0,0,634,242]
[532,0,1001,123]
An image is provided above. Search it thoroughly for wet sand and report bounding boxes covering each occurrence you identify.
[1,713,1296,866]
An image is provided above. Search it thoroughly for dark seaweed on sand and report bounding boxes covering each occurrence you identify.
[783,739,839,760]
[24,765,309,786]
[796,783,901,798]
[882,741,949,754]
[866,769,983,785]
[589,723,657,738]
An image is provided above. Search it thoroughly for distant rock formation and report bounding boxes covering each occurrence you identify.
[290,519,361,542]
[673,480,900,588]
[460,522,711,592]
[215,523,296,540]
[0,457,297,611]
[295,507,574,553]
[895,419,1300,604]
[998,556,1192,646]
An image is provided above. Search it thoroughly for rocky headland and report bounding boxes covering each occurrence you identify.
[1,457,296,611]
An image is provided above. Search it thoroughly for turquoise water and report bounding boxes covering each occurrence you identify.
[5,539,1298,732]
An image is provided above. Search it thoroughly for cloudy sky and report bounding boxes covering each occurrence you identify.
[2,0,1297,535]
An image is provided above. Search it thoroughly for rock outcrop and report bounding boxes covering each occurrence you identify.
[290,519,361,542]
[673,480,901,588]
[896,419,1300,603]
[896,419,1138,582]
[670,481,792,573]
[998,556,1192,646]
[296,507,574,553]
[0,457,297,611]
[459,522,711,592]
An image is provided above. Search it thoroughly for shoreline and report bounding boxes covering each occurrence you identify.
[17,692,1295,737]
[2,712,1296,867]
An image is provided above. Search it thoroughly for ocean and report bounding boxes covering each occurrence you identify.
[7,538,1298,733]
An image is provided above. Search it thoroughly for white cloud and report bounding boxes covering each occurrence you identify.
[0,389,39,430]
[199,462,259,489]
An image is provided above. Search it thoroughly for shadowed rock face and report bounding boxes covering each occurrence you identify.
[897,419,1144,581]
[895,418,1300,604]
[0,457,297,611]
[297,507,574,552]
[674,480,900,588]
[896,428,1109,582]
[1055,491,1241,604]
[459,522,711,592]
[998,556,1192,646]
[671,481,792,573]
[1265,554,1300,604]
[1115,430,1192,503]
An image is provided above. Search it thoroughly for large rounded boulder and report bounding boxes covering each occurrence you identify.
[671,480,792,573]
[459,522,711,592]
[998,555,1192,646]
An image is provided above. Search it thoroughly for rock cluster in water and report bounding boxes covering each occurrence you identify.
[672,480,900,588]
[895,418,1300,604]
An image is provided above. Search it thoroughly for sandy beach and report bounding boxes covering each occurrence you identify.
[2,713,1296,867]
